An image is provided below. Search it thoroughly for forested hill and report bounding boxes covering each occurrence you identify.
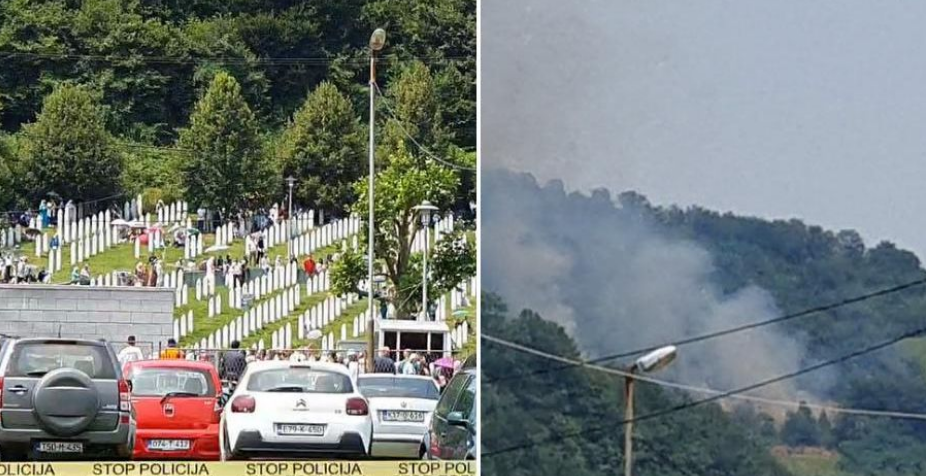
[0,0,475,217]
[482,169,926,476]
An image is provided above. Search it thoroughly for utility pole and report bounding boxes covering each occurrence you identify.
[366,28,386,372]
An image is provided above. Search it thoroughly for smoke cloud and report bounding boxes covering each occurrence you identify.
[483,169,825,401]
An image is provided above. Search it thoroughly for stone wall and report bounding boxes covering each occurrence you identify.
[0,285,174,356]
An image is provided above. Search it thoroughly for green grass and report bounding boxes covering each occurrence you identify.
[248,297,370,350]
[176,239,350,347]
[775,451,858,476]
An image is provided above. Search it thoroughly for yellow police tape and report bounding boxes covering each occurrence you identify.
[0,461,476,476]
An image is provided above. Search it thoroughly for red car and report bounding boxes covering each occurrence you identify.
[124,360,222,460]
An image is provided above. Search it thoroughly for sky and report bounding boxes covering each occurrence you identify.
[482,0,926,260]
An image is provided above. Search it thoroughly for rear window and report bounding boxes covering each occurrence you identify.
[358,377,440,400]
[247,367,353,394]
[128,367,215,397]
[8,343,116,379]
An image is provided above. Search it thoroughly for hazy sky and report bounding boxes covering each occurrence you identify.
[483,0,926,259]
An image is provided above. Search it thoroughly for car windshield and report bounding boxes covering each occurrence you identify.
[246,367,353,393]
[128,367,215,397]
[358,377,440,400]
[8,342,116,379]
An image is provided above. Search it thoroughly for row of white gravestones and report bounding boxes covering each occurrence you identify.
[61,210,122,251]
[207,293,223,318]
[156,201,189,226]
[450,321,470,349]
[280,214,360,259]
[120,194,145,224]
[173,310,195,341]
[161,269,184,290]
[184,233,204,260]
[70,228,117,266]
[305,270,332,296]
[60,206,114,245]
[194,276,217,302]
[296,293,356,340]
[174,285,189,307]
[46,246,63,273]
[410,212,457,254]
[270,323,294,350]
[200,283,305,349]
[0,226,22,249]
[214,222,235,247]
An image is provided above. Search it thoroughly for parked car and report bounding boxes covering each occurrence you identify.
[0,338,135,460]
[423,363,476,460]
[220,361,373,460]
[124,360,222,460]
[357,375,440,458]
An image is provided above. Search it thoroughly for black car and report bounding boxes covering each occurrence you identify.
[423,358,476,460]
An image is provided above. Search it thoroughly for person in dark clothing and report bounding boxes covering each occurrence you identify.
[373,346,397,374]
[222,340,247,382]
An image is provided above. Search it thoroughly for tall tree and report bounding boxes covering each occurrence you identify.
[349,145,458,318]
[278,82,364,216]
[20,83,121,202]
[178,71,270,214]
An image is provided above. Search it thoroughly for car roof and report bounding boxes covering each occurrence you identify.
[244,360,351,375]
[357,374,435,382]
[127,359,218,373]
[13,337,108,347]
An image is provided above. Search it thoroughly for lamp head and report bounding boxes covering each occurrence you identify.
[370,29,386,51]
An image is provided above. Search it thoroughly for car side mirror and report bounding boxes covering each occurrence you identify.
[125,380,133,392]
[447,411,469,429]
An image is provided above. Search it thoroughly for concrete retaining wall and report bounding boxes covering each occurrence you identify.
[0,285,174,355]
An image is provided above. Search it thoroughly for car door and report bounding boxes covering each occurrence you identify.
[428,372,467,459]
[443,374,475,460]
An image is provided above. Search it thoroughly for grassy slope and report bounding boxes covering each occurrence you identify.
[776,453,859,476]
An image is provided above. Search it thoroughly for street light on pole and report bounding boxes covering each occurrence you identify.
[413,200,438,321]
[624,345,677,476]
[285,176,296,260]
[366,28,386,372]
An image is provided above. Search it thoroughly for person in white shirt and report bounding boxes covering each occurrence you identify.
[402,354,419,375]
[117,336,145,367]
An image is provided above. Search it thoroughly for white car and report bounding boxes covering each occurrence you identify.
[356,374,440,458]
[219,361,373,460]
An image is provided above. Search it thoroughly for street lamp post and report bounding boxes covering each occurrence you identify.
[366,28,386,372]
[285,176,296,260]
[414,200,438,321]
[624,346,677,476]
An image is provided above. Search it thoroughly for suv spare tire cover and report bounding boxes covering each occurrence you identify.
[32,368,100,436]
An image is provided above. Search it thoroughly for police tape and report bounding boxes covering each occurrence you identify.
[0,461,476,476]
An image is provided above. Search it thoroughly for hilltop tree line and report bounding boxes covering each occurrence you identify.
[483,174,926,475]
[0,0,475,217]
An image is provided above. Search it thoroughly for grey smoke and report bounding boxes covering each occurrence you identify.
[483,169,825,400]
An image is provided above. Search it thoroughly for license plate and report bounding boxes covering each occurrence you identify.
[147,439,191,451]
[36,442,83,453]
[275,423,325,436]
[382,410,426,422]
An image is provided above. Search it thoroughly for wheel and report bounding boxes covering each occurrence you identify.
[220,423,237,461]
[0,446,27,462]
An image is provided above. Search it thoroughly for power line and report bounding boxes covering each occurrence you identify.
[485,277,926,384]
[484,334,926,421]
[373,83,476,171]
[483,325,926,457]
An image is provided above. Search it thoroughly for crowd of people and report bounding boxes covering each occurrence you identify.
[116,336,462,394]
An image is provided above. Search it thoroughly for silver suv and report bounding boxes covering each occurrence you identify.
[0,338,135,460]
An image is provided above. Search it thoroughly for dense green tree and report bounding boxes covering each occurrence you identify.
[20,84,122,202]
[481,293,791,476]
[781,404,821,447]
[178,72,271,214]
[349,146,458,318]
[278,82,364,216]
